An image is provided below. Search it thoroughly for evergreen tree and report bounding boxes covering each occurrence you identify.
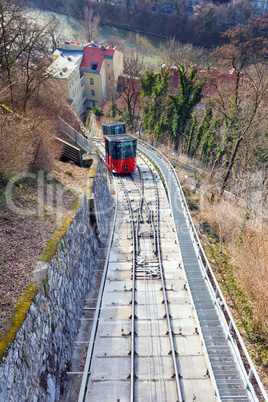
[140,69,170,141]
[191,103,212,157]
[200,119,221,166]
[167,65,206,150]
[187,115,197,157]
[111,95,117,118]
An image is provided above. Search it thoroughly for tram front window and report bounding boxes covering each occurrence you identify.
[111,125,125,135]
[112,140,137,160]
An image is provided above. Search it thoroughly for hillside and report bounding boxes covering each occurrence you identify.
[0,161,90,337]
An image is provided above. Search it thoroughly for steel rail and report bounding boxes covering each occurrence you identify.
[77,171,118,402]
[152,164,183,402]
[138,139,268,401]
[139,165,164,400]
[143,262,153,401]
[118,176,136,402]
[137,153,183,401]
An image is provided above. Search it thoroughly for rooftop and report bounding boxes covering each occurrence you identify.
[48,51,83,79]
[105,134,135,142]
[80,44,119,73]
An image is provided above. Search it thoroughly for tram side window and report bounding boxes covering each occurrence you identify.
[111,142,117,159]
[133,139,137,155]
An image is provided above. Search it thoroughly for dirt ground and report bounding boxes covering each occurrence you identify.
[0,161,90,336]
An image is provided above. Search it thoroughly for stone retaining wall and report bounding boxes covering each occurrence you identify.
[0,157,114,401]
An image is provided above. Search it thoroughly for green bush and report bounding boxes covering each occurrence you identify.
[91,106,104,118]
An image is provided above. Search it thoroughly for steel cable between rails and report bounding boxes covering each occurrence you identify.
[153,160,184,402]
[135,170,154,399]
[149,262,165,401]
[138,153,182,400]
[136,160,165,400]
[118,175,136,402]
[146,165,165,401]
[139,227,164,401]
[142,239,153,402]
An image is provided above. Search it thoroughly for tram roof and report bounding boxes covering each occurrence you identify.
[102,122,125,127]
[105,134,136,142]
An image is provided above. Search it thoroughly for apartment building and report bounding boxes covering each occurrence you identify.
[251,0,267,16]
[49,42,123,114]
[80,43,123,109]
[48,43,87,116]
[232,0,268,17]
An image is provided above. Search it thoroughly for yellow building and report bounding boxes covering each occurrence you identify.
[49,42,123,114]
[80,44,123,109]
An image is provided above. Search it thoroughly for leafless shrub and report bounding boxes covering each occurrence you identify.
[0,115,33,176]
[106,36,126,51]
[197,185,268,329]
[0,111,62,176]
[199,196,243,245]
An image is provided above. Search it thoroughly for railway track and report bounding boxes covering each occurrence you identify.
[76,138,267,402]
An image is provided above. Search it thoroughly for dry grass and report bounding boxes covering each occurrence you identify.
[0,110,62,177]
[230,229,268,329]
[198,193,268,329]
[199,196,244,246]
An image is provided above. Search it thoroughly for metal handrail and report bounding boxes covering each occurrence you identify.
[59,117,91,153]
[138,139,268,401]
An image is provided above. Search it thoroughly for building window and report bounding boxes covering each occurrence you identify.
[90,78,94,85]
[91,90,95,96]
[90,63,98,71]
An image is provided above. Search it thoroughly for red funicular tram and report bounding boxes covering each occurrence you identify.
[102,122,126,141]
[105,134,137,173]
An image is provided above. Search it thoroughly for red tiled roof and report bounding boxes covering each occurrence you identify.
[80,45,115,72]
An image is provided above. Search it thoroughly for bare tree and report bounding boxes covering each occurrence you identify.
[0,0,26,109]
[209,20,268,198]
[114,46,144,131]
[0,1,60,111]
[80,6,100,43]
[160,37,209,70]
[45,16,62,52]
[170,0,186,15]
[106,35,126,51]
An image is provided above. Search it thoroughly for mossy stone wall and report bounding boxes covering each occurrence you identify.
[0,158,114,401]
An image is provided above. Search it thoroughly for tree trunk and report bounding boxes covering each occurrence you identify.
[174,137,179,151]
[209,156,220,183]
[218,137,243,199]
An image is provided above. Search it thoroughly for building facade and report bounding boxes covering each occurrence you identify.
[232,0,268,17]
[80,44,123,109]
[49,42,124,114]
[48,43,87,116]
